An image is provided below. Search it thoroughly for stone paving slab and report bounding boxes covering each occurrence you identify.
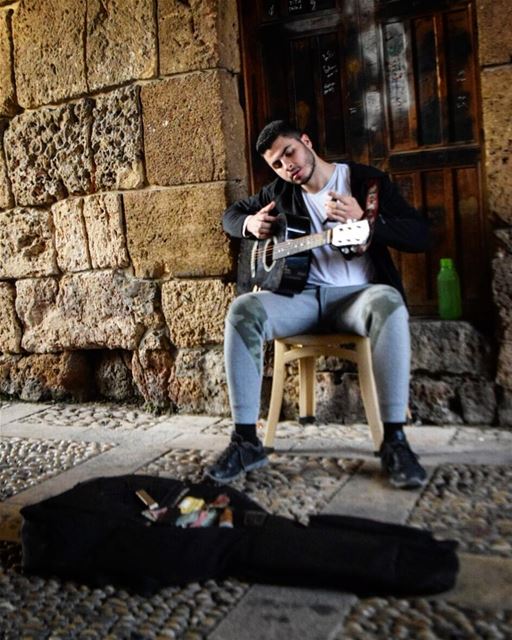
[0,505,22,542]
[209,585,357,640]
[0,401,53,426]
[451,427,512,446]
[321,459,423,524]
[445,553,512,611]
[422,449,512,466]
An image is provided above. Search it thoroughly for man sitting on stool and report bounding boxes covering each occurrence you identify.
[205,120,431,490]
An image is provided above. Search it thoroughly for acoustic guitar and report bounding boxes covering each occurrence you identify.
[236,212,370,295]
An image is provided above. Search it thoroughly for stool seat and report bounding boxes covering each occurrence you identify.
[264,333,384,451]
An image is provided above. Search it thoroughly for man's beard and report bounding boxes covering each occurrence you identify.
[295,147,316,185]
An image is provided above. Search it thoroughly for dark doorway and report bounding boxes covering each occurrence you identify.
[237,0,489,322]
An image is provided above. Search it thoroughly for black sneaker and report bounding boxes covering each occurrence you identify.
[204,433,269,483]
[379,432,427,489]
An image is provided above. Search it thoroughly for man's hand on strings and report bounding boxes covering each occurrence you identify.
[246,201,276,239]
[325,191,364,223]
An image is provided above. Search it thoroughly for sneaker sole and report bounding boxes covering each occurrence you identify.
[389,476,427,490]
[204,456,269,484]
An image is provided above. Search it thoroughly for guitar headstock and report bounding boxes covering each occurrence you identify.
[331,220,370,247]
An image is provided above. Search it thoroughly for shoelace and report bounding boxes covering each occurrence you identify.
[216,436,244,465]
[389,441,421,469]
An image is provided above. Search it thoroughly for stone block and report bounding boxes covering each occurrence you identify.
[4,101,94,206]
[0,351,92,401]
[497,341,512,391]
[459,379,496,424]
[162,279,236,348]
[0,282,21,353]
[410,377,464,425]
[141,70,246,186]
[52,198,91,273]
[476,0,512,66]
[124,183,239,278]
[16,271,162,352]
[492,255,512,341]
[0,125,13,210]
[13,0,87,108]
[481,67,512,225]
[91,85,145,190]
[410,319,492,375]
[0,7,16,116]
[282,371,365,424]
[495,228,512,253]
[86,0,156,91]
[83,193,129,269]
[497,389,512,427]
[0,207,58,278]
[168,346,229,415]
[159,0,239,74]
[131,328,174,409]
[94,350,139,402]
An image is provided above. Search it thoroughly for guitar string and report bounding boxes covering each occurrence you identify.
[250,223,368,260]
[251,233,362,259]
[251,232,330,259]
[253,241,322,256]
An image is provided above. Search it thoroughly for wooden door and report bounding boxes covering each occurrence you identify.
[237,0,489,322]
[378,0,488,321]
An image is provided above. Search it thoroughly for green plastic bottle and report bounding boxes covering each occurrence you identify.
[437,258,462,320]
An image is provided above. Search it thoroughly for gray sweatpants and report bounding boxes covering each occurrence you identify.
[224,284,410,424]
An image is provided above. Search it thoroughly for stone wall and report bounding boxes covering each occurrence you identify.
[0,0,243,408]
[0,0,507,427]
[477,0,512,426]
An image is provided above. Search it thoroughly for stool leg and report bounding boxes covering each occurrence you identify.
[299,356,316,423]
[264,341,287,448]
[356,339,384,451]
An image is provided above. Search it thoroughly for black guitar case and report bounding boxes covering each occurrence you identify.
[21,475,458,596]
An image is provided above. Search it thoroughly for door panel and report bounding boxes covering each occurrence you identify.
[382,20,417,150]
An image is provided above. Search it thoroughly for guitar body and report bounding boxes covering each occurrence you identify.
[237,213,311,295]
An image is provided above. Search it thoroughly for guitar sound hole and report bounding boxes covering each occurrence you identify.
[263,237,276,272]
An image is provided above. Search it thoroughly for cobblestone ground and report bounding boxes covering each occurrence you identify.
[15,403,170,431]
[409,464,512,558]
[1,402,511,639]
[139,450,361,524]
[337,597,512,640]
[0,540,248,640]
[0,437,113,501]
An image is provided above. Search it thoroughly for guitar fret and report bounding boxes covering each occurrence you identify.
[273,230,331,259]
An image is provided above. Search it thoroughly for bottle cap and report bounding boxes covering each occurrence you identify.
[440,258,454,268]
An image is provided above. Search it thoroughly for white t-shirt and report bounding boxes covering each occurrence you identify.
[302,164,374,287]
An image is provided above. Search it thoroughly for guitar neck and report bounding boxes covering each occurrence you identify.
[272,229,331,260]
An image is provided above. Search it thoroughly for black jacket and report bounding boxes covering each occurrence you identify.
[223,162,431,301]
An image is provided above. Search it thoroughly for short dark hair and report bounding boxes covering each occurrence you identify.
[255,120,303,155]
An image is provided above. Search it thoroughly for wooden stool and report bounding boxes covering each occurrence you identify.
[264,333,384,452]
